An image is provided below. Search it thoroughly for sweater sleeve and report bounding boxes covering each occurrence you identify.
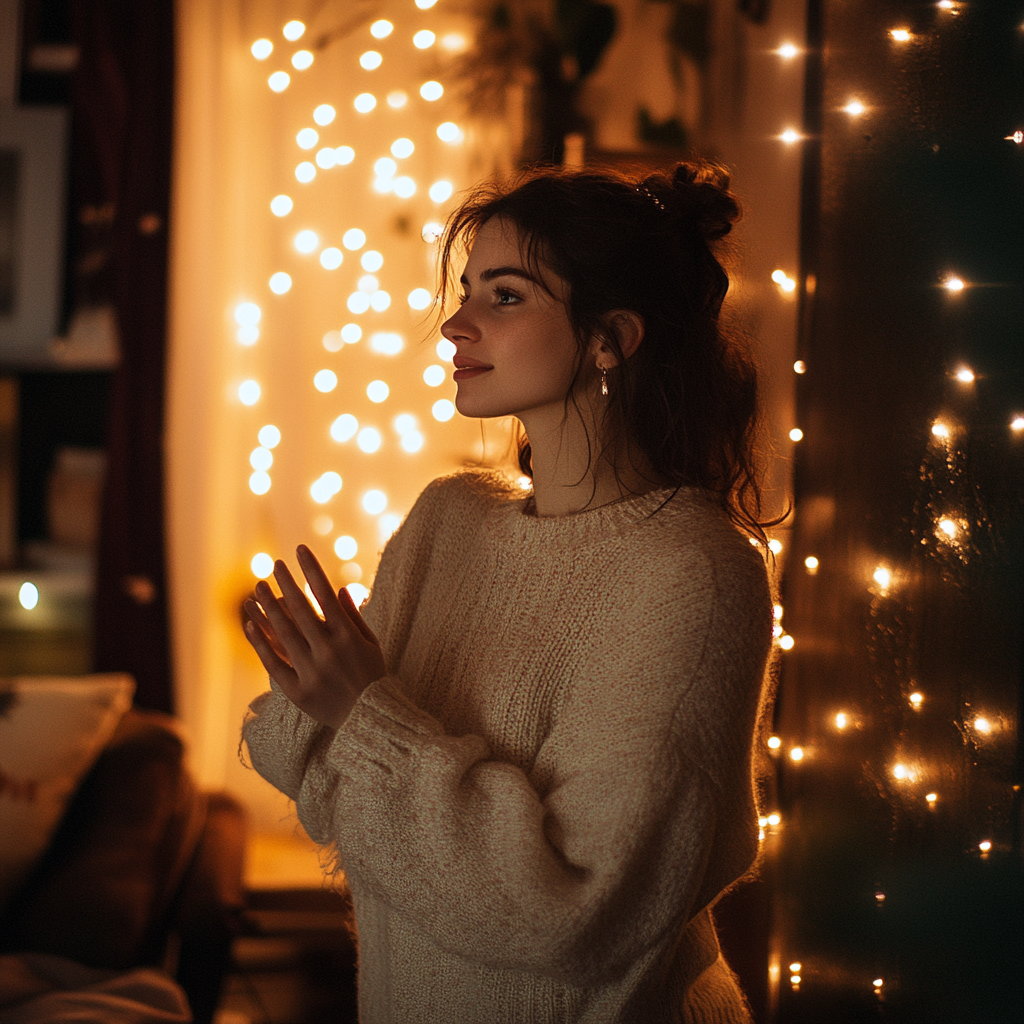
[276,545,771,988]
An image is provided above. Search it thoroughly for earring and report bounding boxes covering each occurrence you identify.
[600,367,609,396]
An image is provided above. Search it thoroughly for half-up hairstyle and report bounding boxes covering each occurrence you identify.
[438,161,774,540]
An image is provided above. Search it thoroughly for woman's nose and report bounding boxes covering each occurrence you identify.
[440,305,478,343]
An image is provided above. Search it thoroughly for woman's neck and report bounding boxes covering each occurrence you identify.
[518,403,662,518]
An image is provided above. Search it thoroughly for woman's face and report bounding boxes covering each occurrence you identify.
[440,217,582,421]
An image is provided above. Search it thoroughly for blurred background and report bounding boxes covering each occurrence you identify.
[0,0,1020,1021]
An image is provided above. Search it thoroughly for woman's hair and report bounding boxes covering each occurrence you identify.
[437,161,776,540]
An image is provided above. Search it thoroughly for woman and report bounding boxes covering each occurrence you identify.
[242,162,775,1023]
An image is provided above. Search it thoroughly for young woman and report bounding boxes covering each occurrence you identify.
[242,162,775,1023]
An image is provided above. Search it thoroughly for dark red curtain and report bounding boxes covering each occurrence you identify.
[73,0,175,712]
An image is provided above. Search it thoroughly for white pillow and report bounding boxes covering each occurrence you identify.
[0,674,135,910]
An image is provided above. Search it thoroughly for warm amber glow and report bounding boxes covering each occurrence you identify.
[360,50,383,70]
[238,380,261,405]
[366,380,390,403]
[269,272,292,295]
[943,276,965,292]
[804,555,819,572]
[873,566,891,589]
[251,39,273,60]
[387,89,408,108]
[268,71,290,92]
[296,127,318,149]
[251,552,274,578]
[408,288,432,310]
[18,581,39,610]
[873,978,884,989]
[291,50,314,71]
[354,92,377,113]
[270,194,293,216]
[423,365,445,387]
[1011,416,1024,432]
[391,138,415,158]
[835,712,848,730]
[250,447,273,472]
[925,792,937,804]
[777,634,794,650]
[768,538,783,554]
[931,421,950,439]
[357,427,382,453]
[249,471,271,495]
[343,228,367,250]
[978,840,992,852]
[362,490,387,514]
[313,104,336,125]
[789,427,804,441]
[909,692,923,707]
[773,603,784,620]
[413,30,436,49]
[780,128,802,144]
[794,359,806,373]
[294,229,318,253]
[790,746,804,762]
[370,20,394,39]
[955,366,975,383]
[437,121,464,143]
[432,399,456,422]
[767,736,782,749]
[314,370,338,393]
[767,812,781,826]
[974,716,992,734]
[282,20,305,41]
[335,146,355,165]
[772,269,797,292]
[330,414,358,443]
[843,99,866,116]
[790,975,801,985]
[937,517,958,539]
[295,162,316,183]
[777,43,799,58]
[320,248,343,270]
[890,28,912,41]
[420,81,444,101]
[892,763,913,781]
[429,180,454,202]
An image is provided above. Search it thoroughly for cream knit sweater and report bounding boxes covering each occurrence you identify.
[243,470,772,1024]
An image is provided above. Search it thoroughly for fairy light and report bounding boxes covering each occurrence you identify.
[340,324,362,345]
[282,20,304,41]
[360,51,383,70]
[790,746,805,762]
[890,28,912,41]
[316,148,337,169]
[978,840,992,853]
[268,71,290,92]
[238,380,261,405]
[294,230,319,253]
[423,365,446,386]
[772,269,797,292]
[258,425,280,448]
[370,332,403,355]
[974,716,992,734]
[1011,416,1024,432]
[270,195,293,216]
[251,39,273,60]
[955,366,975,383]
[777,42,799,58]
[943,276,965,292]
[251,553,274,578]
[314,370,338,393]
[295,162,316,183]
[362,490,387,515]
[334,535,358,560]
[18,581,39,610]
[804,555,819,573]
[909,692,924,708]
[794,359,806,373]
[330,414,358,443]
[357,427,382,453]
[767,736,782,750]
[780,129,802,144]
[343,229,366,250]
[843,99,866,116]
[778,634,795,650]
[429,180,454,203]
[296,128,318,149]
[335,146,355,165]
[931,421,950,439]
[415,0,438,8]
[249,471,271,495]
[767,812,781,826]
[354,93,377,113]
[292,50,314,71]
[926,792,938,805]
[391,138,415,158]
[835,712,848,730]
[387,90,408,108]
[413,30,436,49]
[420,81,444,101]
[789,428,804,441]
[250,447,273,472]
[313,104,336,125]
[437,122,464,143]
[367,380,390,403]
[768,538,783,555]
[371,20,393,38]
[432,399,456,422]
[320,248,343,270]
[269,272,292,295]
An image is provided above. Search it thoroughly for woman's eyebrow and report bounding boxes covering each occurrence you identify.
[479,266,539,284]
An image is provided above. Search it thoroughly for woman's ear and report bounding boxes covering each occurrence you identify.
[593,310,645,368]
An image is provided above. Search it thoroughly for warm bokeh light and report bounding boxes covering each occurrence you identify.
[408,288,433,310]
[270,194,293,216]
[420,80,444,101]
[340,324,362,344]
[436,338,456,361]
[335,535,358,560]
[238,380,261,405]
[768,538,783,555]
[362,490,387,514]
[843,99,866,116]
[931,421,950,439]
[794,359,806,373]
[777,42,799,58]
[943,276,965,292]
[780,128,802,144]
[804,555,819,572]
[778,634,795,650]
[873,566,892,589]
[316,148,336,169]
[790,746,804,762]
[429,180,454,202]
[354,92,377,113]
[258,424,281,448]
[978,840,992,852]
[361,250,384,272]
[937,517,957,539]
[423,365,446,387]
[371,20,393,38]
[955,366,975,383]
[974,716,992,734]
[343,228,367,250]
[294,229,319,253]
[330,414,358,443]
[310,472,343,504]
[835,712,848,730]
[18,581,39,610]
[789,427,803,441]
[313,104,336,125]
[360,51,383,70]
[251,552,274,578]
[357,427,382,453]
[767,813,781,826]
[335,145,355,165]
[291,50,314,71]
[250,447,273,471]
[437,121,464,143]
[767,736,782,749]
[320,248,343,270]
[391,138,415,159]
[925,792,938,804]
[1012,416,1024,432]
[296,127,318,149]
[890,28,911,41]
[387,89,408,108]
[314,370,338,393]
[269,272,292,294]
[367,380,390,403]
[909,691,923,708]
[413,30,436,49]
[282,20,305,41]
[432,399,455,422]
[249,471,271,495]
[268,71,290,92]
[251,39,273,60]
[295,162,316,183]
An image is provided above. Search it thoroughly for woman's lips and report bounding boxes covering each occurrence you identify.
[453,366,492,381]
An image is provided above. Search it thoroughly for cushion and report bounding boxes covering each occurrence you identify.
[0,675,134,911]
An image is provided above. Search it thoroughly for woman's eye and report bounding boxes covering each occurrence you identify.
[457,293,469,306]
[495,288,521,305]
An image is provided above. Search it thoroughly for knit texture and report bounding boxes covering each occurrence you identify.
[243,470,772,1023]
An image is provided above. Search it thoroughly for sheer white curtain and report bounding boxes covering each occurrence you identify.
[167,0,512,829]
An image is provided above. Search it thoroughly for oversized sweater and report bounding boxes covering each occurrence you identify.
[243,470,773,1024]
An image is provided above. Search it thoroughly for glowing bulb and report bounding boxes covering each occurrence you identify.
[789,427,804,441]
[789,962,802,973]
[310,472,342,503]
[314,369,338,393]
[357,427,382,453]
[767,736,782,750]
[436,121,464,143]
[367,380,389,403]
[348,293,370,314]
[790,746,804,762]
[296,127,319,149]
[843,99,866,116]
[893,763,910,780]
[250,446,273,471]
[777,43,799,58]
[330,414,358,442]
[363,490,387,515]
[413,30,436,48]
[767,813,781,826]
[974,716,991,734]
[354,92,377,113]
[343,228,366,250]
[283,20,305,41]
[270,194,293,216]
[268,71,290,92]
[369,291,391,312]
[909,691,923,707]
[938,517,957,538]
[238,380,261,405]
[943,276,965,292]
[773,604,784,620]
[391,138,415,158]
[251,553,274,578]
[978,840,992,853]
[401,431,424,453]
[436,339,456,360]
[312,104,336,126]
[835,713,848,729]
[790,975,801,985]
[890,28,911,41]
[393,177,416,198]
[360,251,384,272]
[432,399,456,422]
[780,128,802,144]
[932,421,950,438]
[360,50,383,70]
[320,247,343,270]
[370,332,403,355]
[937,0,953,8]
[804,555,819,572]
[258,425,281,448]
[767,539,783,554]
[955,367,975,383]
[316,147,337,169]
[294,229,319,253]
[393,414,417,435]
[347,582,369,605]
[873,978,884,989]
[335,146,355,165]
[335,536,358,560]
[873,567,892,590]
[371,20,393,38]
[415,0,438,7]
[251,39,273,59]
[925,792,937,804]
[295,162,316,183]
[249,471,271,495]
[290,50,313,71]
[408,288,433,310]
[387,90,408,108]
[778,634,795,650]
[18,581,39,609]
[341,324,362,344]
[429,180,454,202]
[422,221,444,242]
[794,359,806,373]
[1012,416,1024,432]
[235,302,261,326]
[420,81,444,101]
[423,364,445,386]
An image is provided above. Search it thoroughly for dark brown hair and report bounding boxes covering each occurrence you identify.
[438,161,775,540]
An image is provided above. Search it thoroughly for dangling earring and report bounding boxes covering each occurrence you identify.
[600,367,609,396]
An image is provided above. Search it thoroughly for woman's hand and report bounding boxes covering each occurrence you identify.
[243,544,386,729]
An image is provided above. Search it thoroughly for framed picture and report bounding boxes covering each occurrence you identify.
[0,106,68,366]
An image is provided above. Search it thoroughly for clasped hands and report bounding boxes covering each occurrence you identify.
[243,544,386,729]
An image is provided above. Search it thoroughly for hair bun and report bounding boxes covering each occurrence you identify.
[657,162,741,242]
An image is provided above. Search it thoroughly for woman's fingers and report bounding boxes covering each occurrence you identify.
[296,545,345,628]
[244,598,290,663]
[273,559,326,638]
[338,584,380,645]
[244,618,299,690]
[255,579,312,666]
